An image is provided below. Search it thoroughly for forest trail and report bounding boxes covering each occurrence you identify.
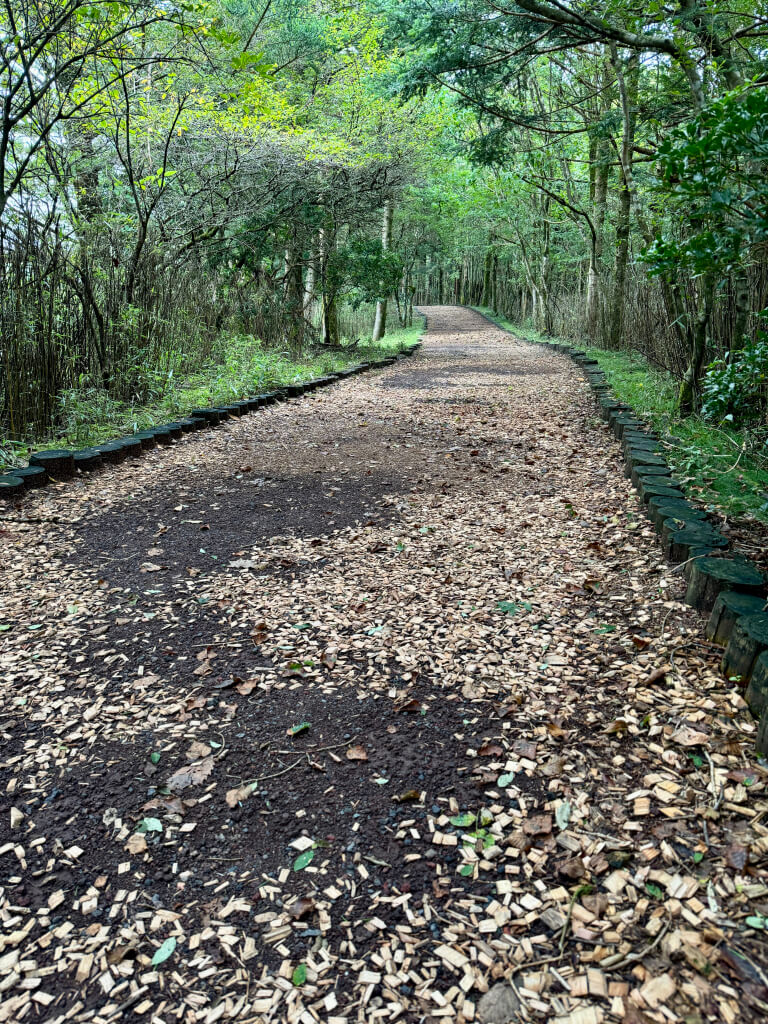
[0,306,764,1024]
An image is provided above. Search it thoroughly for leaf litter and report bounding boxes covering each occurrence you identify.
[0,306,766,1023]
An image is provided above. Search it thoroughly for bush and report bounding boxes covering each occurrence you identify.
[701,326,768,428]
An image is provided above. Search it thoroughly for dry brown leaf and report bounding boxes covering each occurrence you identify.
[167,755,215,793]
[478,742,504,756]
[288,897,316,920]
[225,783,256,808]
[725,843,748,871]
[523,814,552,837]
[346,744,369,761]
[672,726,710,747]
[124,833,147,855]
[186,740,210,761]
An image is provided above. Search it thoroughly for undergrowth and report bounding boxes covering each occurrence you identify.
[475,307,768,525]
[0,321,424,470]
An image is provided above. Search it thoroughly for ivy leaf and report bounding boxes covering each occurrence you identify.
[496,601,518,615]
[151,937,176,966]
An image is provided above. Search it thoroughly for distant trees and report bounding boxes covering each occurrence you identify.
[383,0,768,416]
[0,1,428,440]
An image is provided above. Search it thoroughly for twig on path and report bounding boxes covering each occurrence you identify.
[243,758,304,785]
[704,750,725,810]
[105,986,150,1020]
[559,883,592,954]
[601,918,672,971]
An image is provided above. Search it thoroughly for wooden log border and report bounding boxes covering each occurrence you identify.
[0,347,419,501]
[472,309,768,753]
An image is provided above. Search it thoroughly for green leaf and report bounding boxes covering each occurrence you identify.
[137,817,162,833]
[555,801,572,830]
[149,752,161,765]
[0,625,11,631]
[151,937,176,966]
[292,963,307,986]
[745,915,767,930]
[293,848,315,871]
[459,864,474,877]
[497,773,515,788]
[693,851,704,863]
[496,601,518,615]
[645,883,664,900]
[450,812,476,828]
[287,721,310,736]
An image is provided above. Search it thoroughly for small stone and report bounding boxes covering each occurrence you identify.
[477,982,522,1023]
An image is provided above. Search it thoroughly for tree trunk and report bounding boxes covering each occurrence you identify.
[678,271,716,414]
[372,200,394,341]
[607,49,639,349]
[481,242,493,307]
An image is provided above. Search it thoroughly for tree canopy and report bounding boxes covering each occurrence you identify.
[2,0,768,440]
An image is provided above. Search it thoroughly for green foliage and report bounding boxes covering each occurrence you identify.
[701,324,768,428]
[326,237,404,306]
[644,89,768,281]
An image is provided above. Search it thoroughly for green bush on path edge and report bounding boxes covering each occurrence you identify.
[474,307,768,526]
[0,322,424,472]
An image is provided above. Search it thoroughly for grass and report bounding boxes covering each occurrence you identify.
[475,307,768,525]
[0,320,424,471]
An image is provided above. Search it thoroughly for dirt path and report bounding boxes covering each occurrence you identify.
[1,306,766,1024]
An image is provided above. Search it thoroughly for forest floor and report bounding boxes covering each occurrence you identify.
[1,305,767,1024]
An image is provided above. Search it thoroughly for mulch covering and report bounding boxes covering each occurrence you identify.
[0,306,766,1024]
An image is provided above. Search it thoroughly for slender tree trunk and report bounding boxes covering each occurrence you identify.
[481,242,493,307]
[607,49,638,349]
[319,227,339,346]
[679,271,716,414]
[372,200,394,341]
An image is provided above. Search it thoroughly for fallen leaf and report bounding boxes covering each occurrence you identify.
[478,742,504,757]
[672,726,710,747]
[225,783,256,808]
[558,856,585,879]
[293,848,315,871]
[125,833,148,855]
[166,756,215,793]
[546,722,567,739]
[725,843,748,871]
[288,897,315,920]
[151,937,176,967]
[292,963,307,986]
[346,745,369,761]
[523,814,552,836]
[186,741,210,761]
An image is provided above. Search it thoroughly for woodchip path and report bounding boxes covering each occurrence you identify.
[1,306,766,1024]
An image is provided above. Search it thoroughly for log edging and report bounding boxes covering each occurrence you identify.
[0,345,420,500]
[473,308,768,752]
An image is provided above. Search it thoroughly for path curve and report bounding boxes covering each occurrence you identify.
[0,306,763,1024]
